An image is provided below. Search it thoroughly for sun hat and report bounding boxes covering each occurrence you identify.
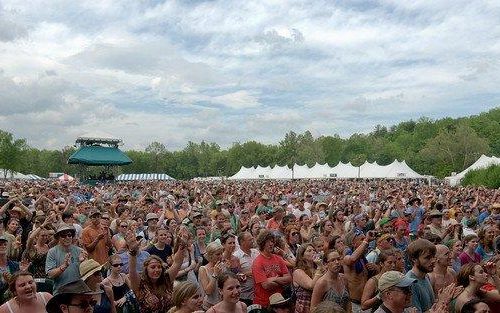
[429,210,443,217]
[55,223,76,237]
[46,279,102,313]
[378,271,417,292]
[145,212,159,222]
[269,293,290,306]
[80,259,103,281]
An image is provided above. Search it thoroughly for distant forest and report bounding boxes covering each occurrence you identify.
[1,108,499,180]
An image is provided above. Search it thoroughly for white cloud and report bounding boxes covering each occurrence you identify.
[0,0,498,150]
[211,90,260,109]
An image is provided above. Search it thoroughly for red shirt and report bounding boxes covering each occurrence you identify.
[266,218,280,230]
[252,253,289,306]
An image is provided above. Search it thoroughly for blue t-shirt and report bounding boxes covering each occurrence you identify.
[409,206,425,233]
[45,245,83,293]
[406,270,435,313]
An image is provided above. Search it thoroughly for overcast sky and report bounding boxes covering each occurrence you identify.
[0,0,499,150]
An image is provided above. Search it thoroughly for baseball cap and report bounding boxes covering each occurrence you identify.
[378,271,416,292]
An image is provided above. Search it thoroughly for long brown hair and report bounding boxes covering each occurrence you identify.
[141,255,172,292]
[295,243,316,278]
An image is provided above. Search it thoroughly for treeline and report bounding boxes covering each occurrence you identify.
[1,108,499,180]
[462,165,500,189]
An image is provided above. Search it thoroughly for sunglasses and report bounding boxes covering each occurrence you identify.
[68,300,97,309]
[291,232,299,236]
[112,263,124,267]
[59,232,74,238]
[120,225,128,228]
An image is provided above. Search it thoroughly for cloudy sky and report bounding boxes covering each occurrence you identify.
[0,0,499,150]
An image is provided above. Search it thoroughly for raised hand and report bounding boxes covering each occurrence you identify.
[63,252,72,267]
[20,259,31,272]
[79,249,88,262]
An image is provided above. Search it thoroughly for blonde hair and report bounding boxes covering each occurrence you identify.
[171,281,200,309]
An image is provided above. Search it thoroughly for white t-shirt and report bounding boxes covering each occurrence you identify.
[292,207,311,219]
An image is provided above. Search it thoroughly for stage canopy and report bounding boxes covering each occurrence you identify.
[68,146,132,166]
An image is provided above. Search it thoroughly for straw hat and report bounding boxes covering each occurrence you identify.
[80,259,103,281]
[269,293,289,306]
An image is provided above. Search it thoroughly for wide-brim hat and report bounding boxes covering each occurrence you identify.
[269,293,290,306]
[407,197,421,206]
[55,223,76,237]
[429,210,443,217]
[145,212,159,222]
[80,259,103,281]
[46,280,102,313]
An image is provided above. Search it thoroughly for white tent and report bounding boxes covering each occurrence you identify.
[330,161,360,178]
[359,161,385,178]
[229,166,256,180]
[229,159,426,180]
[268,165,293,179]
[383,160,425,179]
[446,155,500,186]
[254,165,272,179]
[292,164,314,179]
[308,163,332,178]
[116,173,174,181]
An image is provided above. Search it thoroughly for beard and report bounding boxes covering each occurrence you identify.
[416,261,433,273]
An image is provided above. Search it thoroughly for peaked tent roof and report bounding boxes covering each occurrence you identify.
[446,154,500,186]
[68,146,132,166]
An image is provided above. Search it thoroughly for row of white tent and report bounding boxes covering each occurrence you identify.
[446,155,500,186]
[0,169,43,180]
[229,160,426,180]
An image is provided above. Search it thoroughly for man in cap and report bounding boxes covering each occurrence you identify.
[144,212,159,243]
[374,271,417,313]
[81,210,110,265]
[257,195,273,216]
[266,201,286,231]
[46,224,86,293]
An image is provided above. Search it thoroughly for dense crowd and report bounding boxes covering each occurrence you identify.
[0,179,498,313]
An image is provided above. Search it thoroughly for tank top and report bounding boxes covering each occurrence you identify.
[6,292,48,313]
[111,274,131,300]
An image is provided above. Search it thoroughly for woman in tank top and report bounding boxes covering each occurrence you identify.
[311,251,349,312]
[0,271,52,313]
[102,254,138,313]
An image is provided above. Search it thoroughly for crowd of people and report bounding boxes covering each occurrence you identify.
[0,178,498,313]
